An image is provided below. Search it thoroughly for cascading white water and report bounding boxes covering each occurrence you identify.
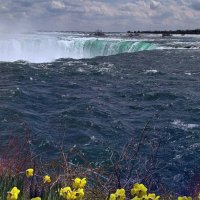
[0,33,157,63]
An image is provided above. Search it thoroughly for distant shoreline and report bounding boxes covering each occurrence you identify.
[129,29,200,35]
[37,29,200,35]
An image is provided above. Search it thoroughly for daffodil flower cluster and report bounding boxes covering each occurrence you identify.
[130,183,160,200]
[131,183,148,198]
[26,168,51,184]
[6,170,200,200]
[6,168,52,200]
[109,183,160,200]
[108,183,200,200]
[59,177,86,200]
[109,189,126,200]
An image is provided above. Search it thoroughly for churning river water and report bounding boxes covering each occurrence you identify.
[0,32,200,193]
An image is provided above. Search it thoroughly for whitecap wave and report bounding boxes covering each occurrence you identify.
[171,119,199,131]
[144,69,158,74]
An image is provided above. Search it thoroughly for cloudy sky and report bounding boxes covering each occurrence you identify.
[0,0,200,32]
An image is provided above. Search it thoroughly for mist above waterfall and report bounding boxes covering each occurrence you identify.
[0,33,157,63]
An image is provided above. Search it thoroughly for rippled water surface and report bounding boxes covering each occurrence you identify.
[0,33,200,193]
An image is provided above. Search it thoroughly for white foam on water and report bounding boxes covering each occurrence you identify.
[144,69,158,74]
[185,72,192,75]
[171,119,199,131]
[77,68,85,73]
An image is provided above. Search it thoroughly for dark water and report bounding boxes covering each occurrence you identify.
[0,49,200,193]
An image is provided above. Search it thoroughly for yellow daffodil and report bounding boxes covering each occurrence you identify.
[59,187,84,200]
[143,193,160,200]
[59,186,71,197]
[43,175,51,183]
[131,183,147,198]
[7,187,20,200]
[178,197,192,200]
[26,168,34,178]
[71,191,78,200]
[76,188,85,200]
[109,193,117,200]
[59,187,74,200]
[31,197,41,200]
[73,178,87,189]
[116,189,126,200]
[109,188,126,200]
[198,193,200,200]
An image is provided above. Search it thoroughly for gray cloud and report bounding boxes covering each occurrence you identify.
[190,0,200,11]
[0,0,200,32]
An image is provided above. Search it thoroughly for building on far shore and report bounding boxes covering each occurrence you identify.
[89,30,105,37]
[162,33,172,37]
